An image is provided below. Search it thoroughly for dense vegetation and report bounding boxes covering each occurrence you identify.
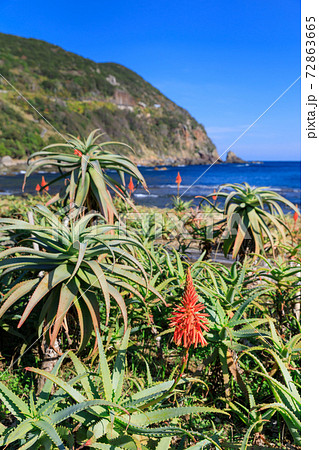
[0,33,218,164]
[0,131,301,449]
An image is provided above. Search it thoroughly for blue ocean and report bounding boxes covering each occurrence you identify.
[0,161,301,211]
[137,161,301,212]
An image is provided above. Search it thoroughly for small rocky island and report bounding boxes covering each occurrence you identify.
[225,151,247,164]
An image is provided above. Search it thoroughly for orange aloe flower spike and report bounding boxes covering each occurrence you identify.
[128,176,135,194]
[212,189,217,200]
[169,267,209,349]
[40,176,49,191]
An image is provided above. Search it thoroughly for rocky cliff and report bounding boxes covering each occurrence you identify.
[0,33,220,166]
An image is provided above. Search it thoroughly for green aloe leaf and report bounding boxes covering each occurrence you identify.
[112,327,130,402]
[130,406,226,426]
[155,436,173,450]
[32,419,65,449]
[50,278,79,345]
[50,399,123,425]
[1,419,34,447]
[27,368,87,403]
[96,331,113,402]
[0,278,40,318]
[240,420,266,450]
[17,265,71,328]
[0,381,30,419]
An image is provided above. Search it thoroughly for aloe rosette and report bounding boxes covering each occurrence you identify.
[0,205,160,351]
[198,182,299,259]
[240,348,301,445]
[26,329,226,449]
[22,129,147,222]
[0,353,78,449]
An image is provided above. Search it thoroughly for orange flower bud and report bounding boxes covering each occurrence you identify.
[74,148,82,157]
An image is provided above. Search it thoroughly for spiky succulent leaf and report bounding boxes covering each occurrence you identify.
[0,381,30,419]
[130,406,227,426]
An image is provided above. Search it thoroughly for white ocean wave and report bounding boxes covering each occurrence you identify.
[134,193,159,198]
[156,184,179,189]
[154,184,219,189]
[265,187,301,193]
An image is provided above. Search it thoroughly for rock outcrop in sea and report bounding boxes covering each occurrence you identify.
[225,151,247,164]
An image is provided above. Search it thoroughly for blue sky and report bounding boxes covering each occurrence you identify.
[0,0,301,160]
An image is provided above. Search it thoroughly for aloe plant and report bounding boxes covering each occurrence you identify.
[198,183,299,259]
[257,256,301,287]
[240,349,301,445]
[27,329,225,449]
[22,129,147,222]
[144,254,270,400]
[257,256,301,329]
[147,249,217,313]
[223,384,275,449]
[204,291,270,399]
[224,328,300,447]
[172,196,193,212]
[250,319,301,379]
[0,352,75,449]
[199,260,257,308]
[0,205,160,350]
[125,212,175,249]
